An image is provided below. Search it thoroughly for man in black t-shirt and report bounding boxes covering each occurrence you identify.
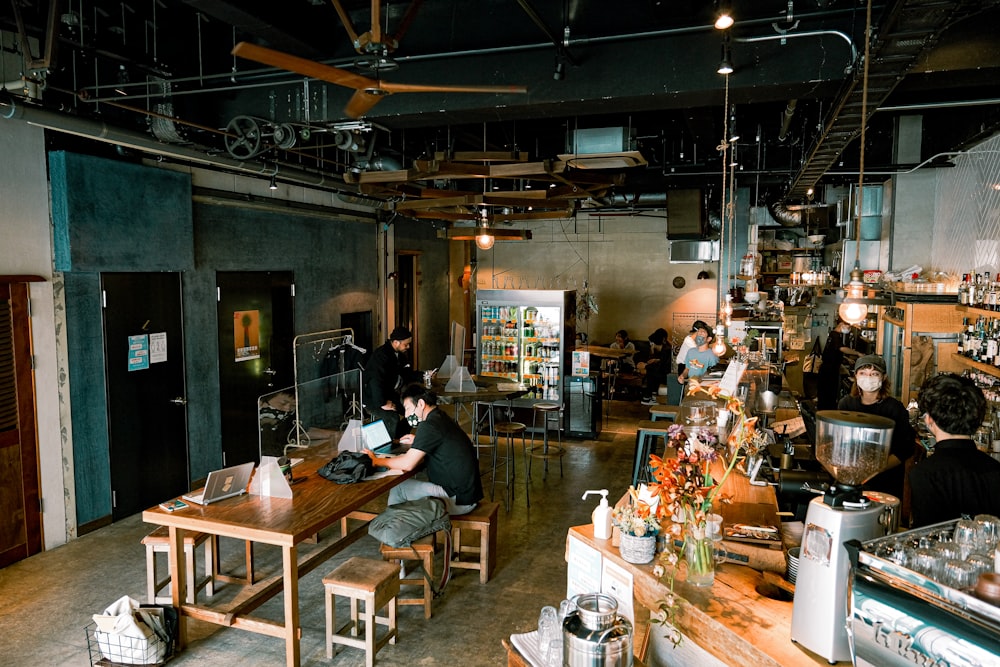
[910,373,1000,527]
[364,384,483,516]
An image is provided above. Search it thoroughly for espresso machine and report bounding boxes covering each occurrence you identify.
[790,410,895,663]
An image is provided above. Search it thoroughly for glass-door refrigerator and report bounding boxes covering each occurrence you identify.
[476,289,576,403]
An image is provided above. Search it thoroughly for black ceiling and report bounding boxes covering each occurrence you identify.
[4,0,1000,211]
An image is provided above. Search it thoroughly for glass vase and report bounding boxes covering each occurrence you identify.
[685,528,716,586]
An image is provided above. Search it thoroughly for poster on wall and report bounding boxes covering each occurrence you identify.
[149,332,168,364]
[128,334,149,372]
[234,310,261,362]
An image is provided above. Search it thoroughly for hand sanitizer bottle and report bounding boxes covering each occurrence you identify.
[582,489,612,540]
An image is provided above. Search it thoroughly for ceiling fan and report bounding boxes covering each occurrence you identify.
[232,42,527,120]
[232,1,527,119]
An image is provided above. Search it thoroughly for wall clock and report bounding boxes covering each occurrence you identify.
[672,276,686,289]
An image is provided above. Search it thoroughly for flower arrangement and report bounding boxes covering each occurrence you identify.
[646,380,759,645]
[611,487,660,537]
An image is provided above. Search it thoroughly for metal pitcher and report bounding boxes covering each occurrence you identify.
[563,593,633,667]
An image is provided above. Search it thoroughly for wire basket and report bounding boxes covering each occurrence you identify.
[618,533,656,564]
[85,606,175,667]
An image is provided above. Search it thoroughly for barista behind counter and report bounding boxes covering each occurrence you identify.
[837,354,915,500]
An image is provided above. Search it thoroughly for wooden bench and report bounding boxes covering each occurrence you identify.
[323,557,399,666]
[451,501,499,584]
[380,536,435,619]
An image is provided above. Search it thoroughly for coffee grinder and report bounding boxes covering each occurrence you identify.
[790,410,894,663]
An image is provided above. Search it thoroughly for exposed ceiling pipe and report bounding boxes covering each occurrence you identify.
[0,95,359,195]
[735,30,857,66]
[777,99,798,142]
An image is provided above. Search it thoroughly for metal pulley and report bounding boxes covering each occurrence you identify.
[224,116,298,158]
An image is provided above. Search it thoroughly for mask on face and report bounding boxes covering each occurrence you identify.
[857,376,882,393]
[695,335,706,346]
[406,413,420,427]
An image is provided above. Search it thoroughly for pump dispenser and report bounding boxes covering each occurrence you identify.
[582,489,612,539]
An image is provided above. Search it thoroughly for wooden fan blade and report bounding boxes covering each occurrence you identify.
[344,89,389,118]
[379,82,528,95]
[232,41,375,91]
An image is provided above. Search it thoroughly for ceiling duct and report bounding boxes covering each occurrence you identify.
[563,127,646,169]
[767,200,803,227]
[592,192,667,209]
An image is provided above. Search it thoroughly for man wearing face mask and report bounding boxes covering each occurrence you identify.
[676,324,720,385]
[364,384,482,516]
[837,354,915,500]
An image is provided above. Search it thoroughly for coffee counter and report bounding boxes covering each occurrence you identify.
[565,524,827,666]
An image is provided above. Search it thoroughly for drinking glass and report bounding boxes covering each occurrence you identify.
[942,559,978,591]
[954,519,979,559]
[911,548,944,580]
[932,542,962,562]
[966,553,994,580]
[974,514,1000,554]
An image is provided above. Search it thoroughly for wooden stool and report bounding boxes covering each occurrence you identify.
[632,420,672,487]
[379,536,435,619]
[529,402,565,480]
[141,526,214,605]
[493,421,527,509]
[323,557,399,666]
[648,405,679,422]
[450,502,499,584]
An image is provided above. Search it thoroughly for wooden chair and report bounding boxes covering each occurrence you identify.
[450,501,500,584]
[323,557,399,666]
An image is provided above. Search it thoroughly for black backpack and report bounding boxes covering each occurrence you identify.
[317,451,373,484]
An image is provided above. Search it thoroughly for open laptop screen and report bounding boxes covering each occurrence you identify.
[361,420,394,453]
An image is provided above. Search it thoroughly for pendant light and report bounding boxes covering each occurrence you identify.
[475,208,494,250]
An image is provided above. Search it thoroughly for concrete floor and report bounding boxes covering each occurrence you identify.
[0,400,649,667]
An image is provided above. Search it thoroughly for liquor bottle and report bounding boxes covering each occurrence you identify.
[959,274,969,305]
[958,318,967,355]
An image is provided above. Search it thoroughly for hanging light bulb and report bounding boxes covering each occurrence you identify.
[712,324,728,356]
[476,229,495,250]
[714,2,734,30]
[838,268,869,325]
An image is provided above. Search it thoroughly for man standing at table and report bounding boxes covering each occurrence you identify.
[365,384,482,516]
[364,326,421,439]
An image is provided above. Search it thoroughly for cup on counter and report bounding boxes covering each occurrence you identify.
[942,559,979,591]
[954,519,980,559]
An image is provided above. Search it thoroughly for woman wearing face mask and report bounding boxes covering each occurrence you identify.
[677,325,720,385]
[837,354,915,500]
[364,384,483,515]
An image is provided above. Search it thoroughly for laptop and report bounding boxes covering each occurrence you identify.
[360,420,401,455]
[182,462,255,505]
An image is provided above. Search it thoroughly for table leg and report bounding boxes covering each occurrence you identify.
[168,526,188,649]
[282,545,300,667]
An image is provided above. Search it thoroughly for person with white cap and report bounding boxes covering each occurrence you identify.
[837,353,915,500]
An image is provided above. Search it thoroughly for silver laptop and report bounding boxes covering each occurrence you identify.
[361,420,396,454]
[182,462,255,505]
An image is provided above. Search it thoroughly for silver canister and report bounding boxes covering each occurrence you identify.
[563,593,633,667]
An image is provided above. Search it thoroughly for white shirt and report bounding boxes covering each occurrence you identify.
[675,334,697,373]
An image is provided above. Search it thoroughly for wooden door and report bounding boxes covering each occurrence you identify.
[217,272,294,466]
[102,273,189,520]
[0,281,42,568]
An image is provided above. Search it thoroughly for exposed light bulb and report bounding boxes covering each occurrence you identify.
[712,337,727,356]
[714,12,734,30]
[839,301,867,325]
[476,231,495,250]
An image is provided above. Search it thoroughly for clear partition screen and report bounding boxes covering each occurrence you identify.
[258,369,363,457]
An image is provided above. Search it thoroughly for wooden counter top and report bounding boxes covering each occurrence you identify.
[566,525,826,667]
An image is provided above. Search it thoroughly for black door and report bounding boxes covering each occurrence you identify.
[217,272,294,466]
[102,273,188,520]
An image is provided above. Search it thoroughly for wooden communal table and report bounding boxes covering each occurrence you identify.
[576,344,631,360]
[142,443,414,667]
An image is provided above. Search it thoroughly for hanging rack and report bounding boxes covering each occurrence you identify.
[288,327,362,449]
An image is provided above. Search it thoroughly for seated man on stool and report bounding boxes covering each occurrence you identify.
[910,373,1000,527]
[639,328,671,405]
[364,384,483,516]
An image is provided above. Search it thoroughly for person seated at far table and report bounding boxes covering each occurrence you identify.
[609,329,637,372]
[676,323,720,385]
[837,354,915,502]
[364,384,483,516]
[909,373,1000,527]
[639,328,672,406]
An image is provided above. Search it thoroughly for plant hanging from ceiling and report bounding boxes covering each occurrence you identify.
[577,282,599,321]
